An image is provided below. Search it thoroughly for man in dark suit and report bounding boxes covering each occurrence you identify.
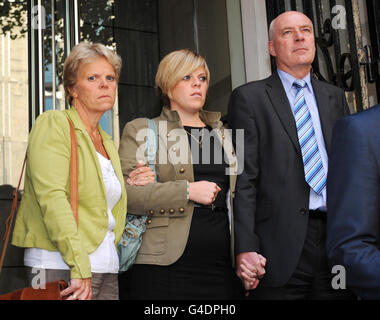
[228,11,355,299]
[327,105,380,300]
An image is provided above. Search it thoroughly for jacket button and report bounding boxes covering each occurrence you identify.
[179,208,185,213]
[149,210,155,215]
[222,135,225,139]
[179,168,185,174]
[169,209,175,214]
[300,208,307,215]
[160,209,166,215]
[147,219,152,224]
[231,150,235,156]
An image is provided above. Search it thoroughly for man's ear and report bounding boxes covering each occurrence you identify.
[268,41,276,57]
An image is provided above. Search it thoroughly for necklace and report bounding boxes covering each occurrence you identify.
[185,127,205,147]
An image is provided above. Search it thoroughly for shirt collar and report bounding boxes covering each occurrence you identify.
[277,69,312,94]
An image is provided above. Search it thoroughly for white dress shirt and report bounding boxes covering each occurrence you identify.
[277,69,328,211]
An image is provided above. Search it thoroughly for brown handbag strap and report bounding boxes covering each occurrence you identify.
[0,154,27,273]
[0,117,79,273]
[67,118,79,225]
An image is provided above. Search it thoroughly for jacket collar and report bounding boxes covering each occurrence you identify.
[64,107,125,205]
[266,72,302,156]
[64,107,112,141]
[310,78,332,155]
[160,106,222,129]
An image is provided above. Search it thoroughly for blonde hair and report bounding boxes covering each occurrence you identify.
[63,42,122,105]
[155,49,210,105]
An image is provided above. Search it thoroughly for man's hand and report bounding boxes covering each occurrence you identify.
[236,252,266,295]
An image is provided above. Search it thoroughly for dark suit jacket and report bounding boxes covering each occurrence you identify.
[327,104,380,299]
[228,72,349,287]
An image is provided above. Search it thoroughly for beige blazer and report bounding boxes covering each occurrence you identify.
[119,107,238,266]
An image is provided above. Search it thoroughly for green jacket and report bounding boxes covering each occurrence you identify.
[12,108,127,279]
[119,107,237,266]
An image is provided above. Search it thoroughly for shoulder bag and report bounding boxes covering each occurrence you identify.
[118,118,158,272]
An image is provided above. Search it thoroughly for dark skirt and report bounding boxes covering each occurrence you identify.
[119,207,244,300]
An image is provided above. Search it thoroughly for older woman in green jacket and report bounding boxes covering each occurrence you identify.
[12,42,129,300]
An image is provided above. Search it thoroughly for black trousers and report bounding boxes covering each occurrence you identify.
[249,212,357,300]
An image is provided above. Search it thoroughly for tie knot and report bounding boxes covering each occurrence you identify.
[293,79,306,89]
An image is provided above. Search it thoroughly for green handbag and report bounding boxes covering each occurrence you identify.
[118,118,158,272]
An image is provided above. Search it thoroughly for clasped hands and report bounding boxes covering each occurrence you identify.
[236,252,266,295]
[128,163,262,294]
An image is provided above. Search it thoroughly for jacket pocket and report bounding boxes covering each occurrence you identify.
[139,217,169,255]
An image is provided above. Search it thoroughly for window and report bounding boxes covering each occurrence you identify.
[0,0,29,187]
[1,0,245,168]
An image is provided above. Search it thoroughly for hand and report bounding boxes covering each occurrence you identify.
[127,161,155,186]
[60,278,92,300]
[189,181,221,205]
[236,252,266,295]
[239,260,261,295]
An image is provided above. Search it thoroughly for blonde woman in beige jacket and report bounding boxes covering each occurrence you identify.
[118,49,254,300]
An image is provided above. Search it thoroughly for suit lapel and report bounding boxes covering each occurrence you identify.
[266,73,302,156]
[311,78,332,155]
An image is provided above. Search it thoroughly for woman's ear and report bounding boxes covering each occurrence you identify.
[68,88,78,101]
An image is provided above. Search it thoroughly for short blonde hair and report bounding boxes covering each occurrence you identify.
[155,49,210,105]
[63,42,122,105]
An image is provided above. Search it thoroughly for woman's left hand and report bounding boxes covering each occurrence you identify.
[61,278,92,300]
[127,161,155,186]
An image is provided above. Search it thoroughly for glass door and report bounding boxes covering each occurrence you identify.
[112,0,243,131]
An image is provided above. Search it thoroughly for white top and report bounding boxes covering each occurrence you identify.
[24,152,122,274]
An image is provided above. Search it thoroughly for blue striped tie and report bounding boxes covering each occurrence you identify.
[293,79,326,195]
